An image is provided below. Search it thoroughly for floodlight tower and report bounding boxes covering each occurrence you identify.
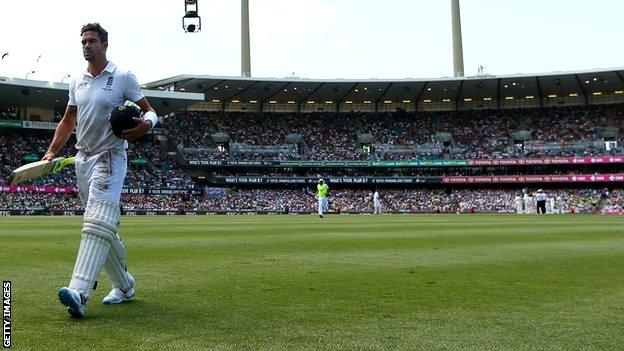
[451,0,465,77]
[241,0,251,77]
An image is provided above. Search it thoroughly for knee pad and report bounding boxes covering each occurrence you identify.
[69,201,121,298]
[81,200,120,241]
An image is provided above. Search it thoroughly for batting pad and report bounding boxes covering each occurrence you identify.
[69,201,120,299]
[103,237,132,291]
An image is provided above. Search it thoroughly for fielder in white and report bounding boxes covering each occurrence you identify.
[523,193,531,214]
[43,23,158,318]
[514,194,523,214]
[373,190,382,214]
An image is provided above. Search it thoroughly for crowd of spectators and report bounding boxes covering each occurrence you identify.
[0,187,616,214]
[165,104,624,161]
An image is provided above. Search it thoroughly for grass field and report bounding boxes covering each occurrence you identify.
[2,214,624,350]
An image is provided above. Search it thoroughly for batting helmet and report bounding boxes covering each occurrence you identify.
[110,104,140,138]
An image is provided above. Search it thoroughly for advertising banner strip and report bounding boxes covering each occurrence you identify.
[441,174,624,184]
[188,156,624,168]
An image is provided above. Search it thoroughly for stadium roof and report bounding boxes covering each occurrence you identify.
[143,68,624,109]
[0,77,204,115]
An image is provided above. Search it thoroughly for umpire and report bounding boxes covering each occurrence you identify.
[535,189,547,214]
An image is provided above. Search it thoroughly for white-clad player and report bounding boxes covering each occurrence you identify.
[523,192,531,214]
[43,23,158,318]
[514,193,523,214]
[373,190,382,214]
[556,195,565,214]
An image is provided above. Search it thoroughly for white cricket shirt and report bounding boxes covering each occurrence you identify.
[68,61,144,154]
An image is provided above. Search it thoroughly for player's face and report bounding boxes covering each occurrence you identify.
[81,31,107,62]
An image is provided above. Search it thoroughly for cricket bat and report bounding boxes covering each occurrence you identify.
[8,156,76,185]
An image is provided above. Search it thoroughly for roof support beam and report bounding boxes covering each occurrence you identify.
[336,83,359,114]
[375,82,393,113]
[298,83,325,114]
[573,74,588,107]
[220,81,260,112]
[171,78,194,92]
[454,80,464,112]
[496,78,501,110]
[414,82,428,112]
[260,82,291,113]
[615,71,624,85]
[535,76,544,108]
[202,80,227,94]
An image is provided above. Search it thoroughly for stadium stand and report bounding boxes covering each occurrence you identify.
[2,73,624,215]
[166,104,624,162]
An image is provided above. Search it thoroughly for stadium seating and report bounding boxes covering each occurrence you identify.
[163,104,623,161]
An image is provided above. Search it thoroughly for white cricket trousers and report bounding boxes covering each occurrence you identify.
[75,149,127,206]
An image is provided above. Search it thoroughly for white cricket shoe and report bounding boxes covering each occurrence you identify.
[102,272,136,305]
[58,287,87,318]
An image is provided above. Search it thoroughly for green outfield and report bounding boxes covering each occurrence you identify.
[2,214,624,350]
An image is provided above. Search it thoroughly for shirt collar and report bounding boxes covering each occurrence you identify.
[83,61,116,77]
[103,61,116,73]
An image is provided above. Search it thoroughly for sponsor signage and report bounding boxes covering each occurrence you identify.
[187,156,624,168]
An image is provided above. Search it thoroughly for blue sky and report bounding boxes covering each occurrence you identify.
[0,0,622,83]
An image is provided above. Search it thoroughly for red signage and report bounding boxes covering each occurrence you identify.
[0,185,78,193]
[467,156,624,166]
[442,174,624,184]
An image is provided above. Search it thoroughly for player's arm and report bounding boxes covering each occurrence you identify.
[43,105,77,161]
[121,71,158,141]
[121,97,157,141]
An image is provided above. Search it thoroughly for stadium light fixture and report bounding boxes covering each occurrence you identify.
[483,97,492,101]
[547,94,557,98]
[307,101,315,104]
[568,93,578,97]
[345,101,353,104]
[442,98,451,102]
[402,100,411,103]
[211,99,220,103]
[325,101,333,104]
[525,95,534,99]
[423,99,432,103]
[615,91,624,94]
[287,101,296,104]
[269,100,277,104]
[231,100,240,103]
[505,96,514,100]
[592,92,602,96]
[183,0,201,33]
[383,100,392,104]
[249,100,258,103]
[363,101,372,104]
[463,98,472,102]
